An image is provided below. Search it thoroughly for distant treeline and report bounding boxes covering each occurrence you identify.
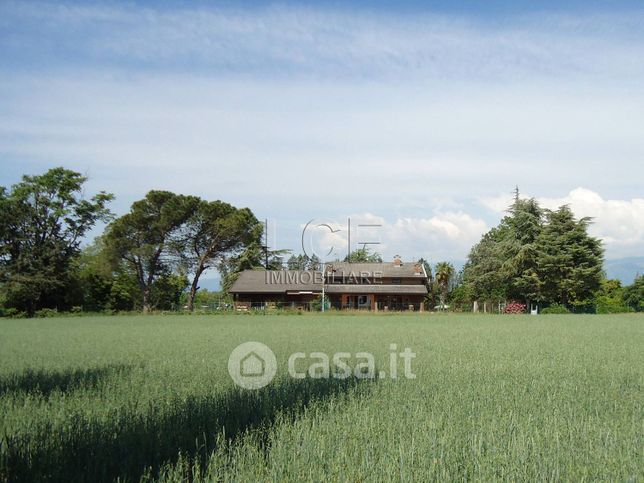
[0,168,642,317]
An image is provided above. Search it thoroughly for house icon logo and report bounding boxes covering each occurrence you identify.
[240,351,265,377]
[228,341,277,389]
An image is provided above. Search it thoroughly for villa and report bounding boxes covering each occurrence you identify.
[230,256,429,311]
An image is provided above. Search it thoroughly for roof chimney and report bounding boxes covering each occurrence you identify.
[393,255,402,267]
[414,263,422,275]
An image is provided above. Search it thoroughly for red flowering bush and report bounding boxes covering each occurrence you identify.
[503,302,526,314]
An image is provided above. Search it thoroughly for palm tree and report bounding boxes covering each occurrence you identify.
[434,262,455,310]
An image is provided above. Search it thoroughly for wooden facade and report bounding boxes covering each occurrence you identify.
[230,258,429,311]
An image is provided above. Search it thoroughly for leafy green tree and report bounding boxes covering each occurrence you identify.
[594,278,630,313]
[75,236,146,313]
[0,167,113,314]
[536,206,603,306]
[218,242,289,294]
[108,271,139,312]
[622,275,644,312]
[287,254,308,270]
[343,247,382,263]
[307,254,321,270]
[286,253,321,270]
[462,227,508,304]
[76,237,116,311]
[181,288,230,310]
[174,201,261,311]
[149,272,189,311]
[105,191,199,312]
[449,283,475,311]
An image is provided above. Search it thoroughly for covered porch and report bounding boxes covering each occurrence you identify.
[233,291,320,311]
[326,285,426,311]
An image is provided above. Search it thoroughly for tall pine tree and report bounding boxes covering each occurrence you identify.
[536,206,603,307]
[463,191,603,309]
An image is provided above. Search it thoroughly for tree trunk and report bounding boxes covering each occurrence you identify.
[142,288,151,313]
[186,278,199,312]
[186,265,206,312]
[441,285,447,310]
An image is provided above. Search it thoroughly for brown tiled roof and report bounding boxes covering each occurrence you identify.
[229,262,428,294]
[230,270,322,293]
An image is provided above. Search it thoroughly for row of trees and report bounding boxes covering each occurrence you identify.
[1,169,642,315]
[593,276,644,313]
[105,191,260,312]
[0,168,263,315]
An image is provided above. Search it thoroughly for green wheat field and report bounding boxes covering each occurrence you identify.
[1,314,642,482]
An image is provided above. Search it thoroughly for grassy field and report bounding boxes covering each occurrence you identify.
[0,313,642,482]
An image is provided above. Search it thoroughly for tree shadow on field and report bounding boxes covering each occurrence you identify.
[1,375,375,483]
[0,363,136,398]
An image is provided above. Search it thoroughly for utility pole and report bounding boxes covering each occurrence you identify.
[263,218,269,269]
[347,217,351,260]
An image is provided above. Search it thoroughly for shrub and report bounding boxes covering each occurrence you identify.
[34,308,59,318]
[595,296,632,314]
[1,307,27,318]
[541,304,570,314]
[503,302,526,314]
[310,295,330,312]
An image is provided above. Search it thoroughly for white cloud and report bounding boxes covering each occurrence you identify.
[296,212,487,263]
[1,76,643,203]
[385,212,488,261]
[480,188,644,258]
[1,3,643,262]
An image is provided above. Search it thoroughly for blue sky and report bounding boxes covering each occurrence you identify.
[2,0,644,274]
